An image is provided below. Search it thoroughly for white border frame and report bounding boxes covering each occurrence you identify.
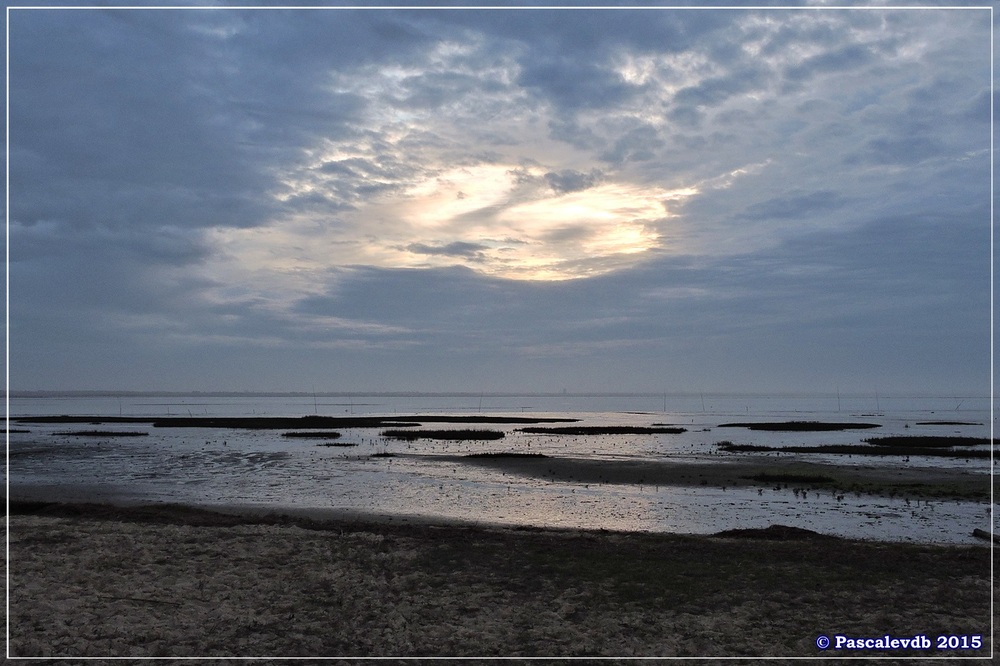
[4,3,995,661]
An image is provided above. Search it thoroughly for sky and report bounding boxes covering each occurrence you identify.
[6,3,993,395]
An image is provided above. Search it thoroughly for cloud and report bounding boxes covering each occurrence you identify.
[543,169,603,194]
[8,7,991,394]
[851,135,946,166]
[671,63,770,108]
[783,43,875,83]
[517,57,643,111]
[739,190,847,221]
[598,124,666,165]
[405,241,490,259]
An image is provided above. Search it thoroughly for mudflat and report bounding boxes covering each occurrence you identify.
[444,453,991,500]
[7,500,994,660]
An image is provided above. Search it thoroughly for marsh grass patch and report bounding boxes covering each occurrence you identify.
[717,441,990,458]
[381,429,505,441]
[862,436,990,448]
[464,452,548,458]
[743,473,836,484]
[52,431,148,437]
[915,421,982,426]
[519,426,687,435]
[282,431,342,439]
[717,421,881,431]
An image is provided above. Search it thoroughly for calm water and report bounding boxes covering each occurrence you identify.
[7,392,994,543]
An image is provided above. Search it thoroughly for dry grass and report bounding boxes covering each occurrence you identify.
[6,502,995,661]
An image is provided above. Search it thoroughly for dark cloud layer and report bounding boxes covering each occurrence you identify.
[544,169,604,194]
[8,7,991,394]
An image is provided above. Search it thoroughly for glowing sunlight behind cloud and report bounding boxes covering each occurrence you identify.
[216,162,695,283]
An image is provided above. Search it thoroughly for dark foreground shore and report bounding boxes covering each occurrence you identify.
[6,500,994,661]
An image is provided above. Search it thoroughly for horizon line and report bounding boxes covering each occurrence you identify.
[6,389,992,399]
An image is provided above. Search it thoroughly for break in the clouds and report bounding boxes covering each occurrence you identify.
[8,6,992,394]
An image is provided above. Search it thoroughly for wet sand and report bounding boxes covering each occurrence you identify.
[7,499,994,660]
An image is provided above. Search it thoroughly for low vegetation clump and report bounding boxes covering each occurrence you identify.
[716,442,769,452]
[717,421,881,431]
[464,452,548,458]
[744,473,836,484]
[518,426,687,435]
[381,429,506,441]
[317,441,358,448]
[714,525,839,540]
[17,414,579,429]
[281,431,342,439]
[915,421,982,426]
[52,430,148,437]
[862,436,990,448]
[717,440,990,459]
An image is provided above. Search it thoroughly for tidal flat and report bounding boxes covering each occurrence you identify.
[10,408,992,542]
[446,452,991,501]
